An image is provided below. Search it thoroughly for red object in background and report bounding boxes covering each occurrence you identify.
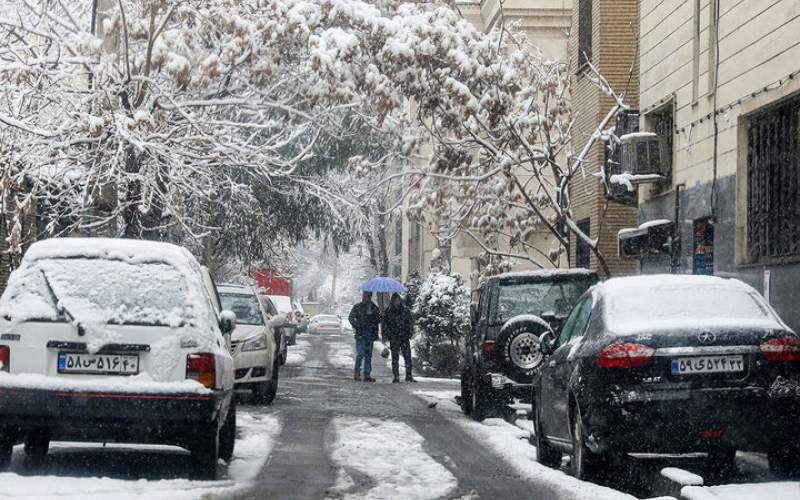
[251,269,292,297]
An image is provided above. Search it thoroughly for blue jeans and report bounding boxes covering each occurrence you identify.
[355,336,374,376]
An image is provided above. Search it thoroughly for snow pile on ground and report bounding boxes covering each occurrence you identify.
[285,336,311,366]
[412,391,635,500]
[327,339,356,369]
[682,482,800,500]
[328,417,457,499]
[0,411,281,499]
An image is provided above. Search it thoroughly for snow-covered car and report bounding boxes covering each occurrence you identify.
[308,314,342,335]
[293,300,309,333]
[267,294,297,345]
[461,269,597,420]
[533,275,800,481]
[0,238,237,479]
[218,284,280,404]
[256,294,289,365]
[341,319,354,335]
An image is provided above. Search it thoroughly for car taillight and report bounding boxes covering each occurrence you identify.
[598,343,655,368]
[760,336,800,362]
[186,353,216,389]
[483,341,496,361]
[0,345,8,372]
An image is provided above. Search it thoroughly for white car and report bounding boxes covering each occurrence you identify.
[0,238,236,479]
[218,285,280,404]
[308,314,343,335]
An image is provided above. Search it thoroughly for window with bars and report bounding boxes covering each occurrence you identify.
[578,0,593,68]
[394,217,402,256]
[575,219,591,269]
[747,98,800,260]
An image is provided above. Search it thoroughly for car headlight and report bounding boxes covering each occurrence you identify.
[241,334,268,352]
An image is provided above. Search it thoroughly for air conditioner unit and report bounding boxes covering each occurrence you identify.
[618,219,674,259]
[620,132,670,179]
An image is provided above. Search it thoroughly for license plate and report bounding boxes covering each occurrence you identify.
[57,352,139,375]
[671,355,744,375]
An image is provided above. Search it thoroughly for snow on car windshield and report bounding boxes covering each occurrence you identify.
[0,258,191,328]
[220,293,263,325]
[604,280,778,334]
[491,279,592,324]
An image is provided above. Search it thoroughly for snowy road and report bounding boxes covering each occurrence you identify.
[2,333,797,500]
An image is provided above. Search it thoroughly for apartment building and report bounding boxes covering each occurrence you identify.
[635,0,800,333]
[390,0,573,285]
[567,0,640,278]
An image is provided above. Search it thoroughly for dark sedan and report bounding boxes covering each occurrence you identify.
[532,275,800,481]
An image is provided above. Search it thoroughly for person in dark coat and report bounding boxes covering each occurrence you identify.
[348,291,381,382]
[382,293,415,383]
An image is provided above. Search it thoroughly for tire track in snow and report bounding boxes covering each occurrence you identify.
[327,417,458,500]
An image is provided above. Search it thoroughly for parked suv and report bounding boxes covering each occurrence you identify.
[0,238,237,478]
[461,269,597,420]
[218,284,280,404]
[533,275,800,481]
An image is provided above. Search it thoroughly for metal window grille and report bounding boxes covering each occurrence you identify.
[578,0,593,67]
[747,98,800,259]
[575,219,591,269]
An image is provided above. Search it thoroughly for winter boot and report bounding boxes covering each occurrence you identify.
[354,373,361,381]
[364,376,376,382]
[392,377,400,383]
[405,375,417,383]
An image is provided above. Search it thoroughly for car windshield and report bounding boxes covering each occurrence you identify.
[220,293,263,325]
[1,258,191,327]
[606,284,773,333]
[491,279,593,324]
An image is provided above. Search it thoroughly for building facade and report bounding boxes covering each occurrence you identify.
[568,0,640,278]
[637,0,800,333]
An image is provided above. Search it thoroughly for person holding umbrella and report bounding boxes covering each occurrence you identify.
[348,290,382,382]
[382,292,416,383]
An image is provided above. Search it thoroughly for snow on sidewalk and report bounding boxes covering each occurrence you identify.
[681,482,800,500]
[327,339,356,369]
[0,411,281,500]
[328,417,458,500]
[413,390,635,500]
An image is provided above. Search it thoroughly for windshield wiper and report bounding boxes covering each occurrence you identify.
[40,269,82,334]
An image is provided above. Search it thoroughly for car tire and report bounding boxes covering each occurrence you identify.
[532,396,561,468]
[460,370,473,416]
[253,363,279,405]
[470,375,492,422]
[768,446,800,477]
[191,422,220,479]
[23,428,50,458]
[495,318,550,384]
[570,404,604,481]
[219,400,236,462]
[0,432,13,471]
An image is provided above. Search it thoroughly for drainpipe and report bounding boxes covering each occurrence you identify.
[671,184,685,274]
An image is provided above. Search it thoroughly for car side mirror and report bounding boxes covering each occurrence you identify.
[539,331,556,356]
[219,310,236,336]
[470,304,479,325]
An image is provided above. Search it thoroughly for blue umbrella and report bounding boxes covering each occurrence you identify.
[362,277,406,293]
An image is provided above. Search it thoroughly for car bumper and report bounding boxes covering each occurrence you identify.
[233,349,270,385]
[584,386,800,454]
[482,372,532,401]
[0,386,224,444]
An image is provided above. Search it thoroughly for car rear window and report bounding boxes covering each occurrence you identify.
[1,257,191,327]
[490,278,594,324]
[316,315,339,322]
[605,284,774,333]
[220,293,264,325]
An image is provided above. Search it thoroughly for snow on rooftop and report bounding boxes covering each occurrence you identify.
[618,219,672,237]
[492,268,596,281]
[620,131,658,141]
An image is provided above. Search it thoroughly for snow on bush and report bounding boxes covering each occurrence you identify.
[411,270,470,375]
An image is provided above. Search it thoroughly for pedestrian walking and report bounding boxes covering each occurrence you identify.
[382,293,415,383]
[348,291,381,382]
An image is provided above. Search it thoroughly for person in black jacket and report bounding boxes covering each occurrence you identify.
[382,293,415,383]
[348,291,381,382]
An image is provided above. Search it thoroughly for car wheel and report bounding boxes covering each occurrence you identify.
[252,363,279,405]
[571,404,604,481]
[219,400,236,462]
[23,428,50,458]
[0,432,13,471]
[495,318,550,384]
[460,370,473,416]
[532,395,561,468]
[769,446,800,477]
[191,422,220,479]
[470,376,492,422]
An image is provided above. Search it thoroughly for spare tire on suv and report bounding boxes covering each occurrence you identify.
[496,315,552,383]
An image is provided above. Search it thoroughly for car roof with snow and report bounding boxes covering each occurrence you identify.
[591,274,790,335]
[489,268,598,283]
[267,294,293,311]
[22,237,197,268]
[217,284,257,295]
